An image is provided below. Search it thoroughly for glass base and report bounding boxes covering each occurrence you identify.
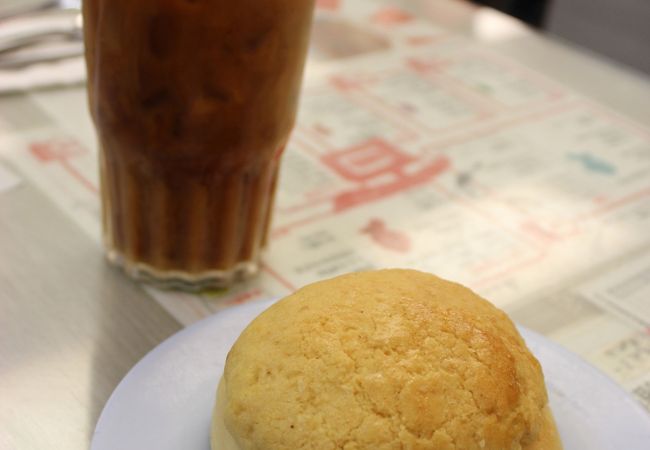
[106,248,260,292]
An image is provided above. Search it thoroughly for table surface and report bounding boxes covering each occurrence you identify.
[2,1,650,449]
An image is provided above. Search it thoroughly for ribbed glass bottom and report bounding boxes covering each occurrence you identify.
[99,147,280,291]
[105,248,259,291]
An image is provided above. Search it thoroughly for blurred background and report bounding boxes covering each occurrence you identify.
[474,0,650,74]
[1,0,649,75]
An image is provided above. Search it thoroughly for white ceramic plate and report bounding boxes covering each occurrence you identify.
[91,299,650,450]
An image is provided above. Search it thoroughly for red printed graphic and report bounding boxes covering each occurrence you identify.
[407,57,450,74]
[329,75,364,92]
[371,7,414,25]
[30,138,85,162]
[519,219,582,242]
[313,123,333,137]
[361,218,411,253]
[273,139,450,235]
[29,139,98,194]
[519,221,562,244]
[316,0,341,11]
[328,139,450,212]
[406,35,447,47]
[322,138,414,182]
[261,261,296,291]
[224,288,265,307]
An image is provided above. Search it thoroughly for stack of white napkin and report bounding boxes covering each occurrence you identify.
[0,8,85,93]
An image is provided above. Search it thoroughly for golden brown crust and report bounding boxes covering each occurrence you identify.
[211,379,240,450]
[525,406,563,450]
[220,269,560,449]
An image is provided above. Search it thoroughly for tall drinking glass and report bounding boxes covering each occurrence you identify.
[83,0,315,289]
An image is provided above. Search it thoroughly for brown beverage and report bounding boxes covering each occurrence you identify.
[83,0,315,289]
